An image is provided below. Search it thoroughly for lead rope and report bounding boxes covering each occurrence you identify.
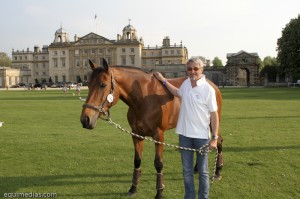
[106,117,218,184]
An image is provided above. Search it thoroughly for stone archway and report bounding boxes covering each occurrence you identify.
[225,50,260,86]
[238,67,250,86]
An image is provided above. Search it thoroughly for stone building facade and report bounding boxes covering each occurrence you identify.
[10,22,188,85]
[0,67,31,88]
[225,50,260,86]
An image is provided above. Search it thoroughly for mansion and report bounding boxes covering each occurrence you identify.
[1,22,268,88]
[7,22,188,86]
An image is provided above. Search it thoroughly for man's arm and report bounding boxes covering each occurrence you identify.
[154,72,180,97]
[210,111,219,148]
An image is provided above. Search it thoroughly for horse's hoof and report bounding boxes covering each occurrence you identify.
[155,190,164,199]
[213,175,222,181]
[155,194,164,199]
[128,186,137,197]
[128,191,136,197]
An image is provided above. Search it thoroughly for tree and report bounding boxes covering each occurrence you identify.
[212,57,223,67]
[260,56,279,82]
[0,52,11,66]
[277,14,300,80]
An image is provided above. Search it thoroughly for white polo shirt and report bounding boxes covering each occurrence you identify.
[176,76,218,139]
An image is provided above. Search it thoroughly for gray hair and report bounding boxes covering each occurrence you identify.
[187,57,204,68]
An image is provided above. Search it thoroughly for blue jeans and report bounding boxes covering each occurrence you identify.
[179,134,210,199]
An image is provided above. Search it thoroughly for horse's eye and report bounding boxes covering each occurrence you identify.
[100,83,106,88]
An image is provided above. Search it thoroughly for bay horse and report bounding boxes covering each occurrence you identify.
[80,59,223,199]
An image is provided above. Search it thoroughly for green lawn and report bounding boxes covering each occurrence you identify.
[0,88,299,199]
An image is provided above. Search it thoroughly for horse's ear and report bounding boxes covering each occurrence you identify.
[102,58,109,71]
[89,59,96,71]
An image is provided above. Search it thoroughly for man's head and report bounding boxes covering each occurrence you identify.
[186,57,204,81]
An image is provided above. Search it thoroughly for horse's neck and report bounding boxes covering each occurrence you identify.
[112,67,150,106]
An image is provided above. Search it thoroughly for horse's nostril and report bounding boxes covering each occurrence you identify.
[81,116,90,128]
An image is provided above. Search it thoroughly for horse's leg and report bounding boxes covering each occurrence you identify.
[154,132,165,199]
[128,136,144,196]
[214,136,224,180]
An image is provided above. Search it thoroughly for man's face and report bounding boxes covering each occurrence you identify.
[187,62,203,81]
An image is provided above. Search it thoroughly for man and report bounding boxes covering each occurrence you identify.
[155,57,219,199]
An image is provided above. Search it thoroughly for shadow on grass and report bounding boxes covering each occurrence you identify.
[224,115,300,120]
[0,172,182,198]
[0,173,127,193]
[224,145,300,152]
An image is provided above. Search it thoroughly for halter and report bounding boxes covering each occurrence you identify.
[82,71,115,119]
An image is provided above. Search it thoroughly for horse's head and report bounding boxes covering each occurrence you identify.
[80,59,117,129]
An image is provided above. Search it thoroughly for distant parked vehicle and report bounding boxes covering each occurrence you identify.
[34,83,42,88]
[67,82,76,88]
[82,81,88,86]
[10,83,27,88]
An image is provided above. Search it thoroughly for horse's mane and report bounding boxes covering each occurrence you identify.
[90,65,151,80]
[111,65,151,74]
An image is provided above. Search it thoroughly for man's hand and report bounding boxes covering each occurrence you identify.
[154,72,165,82]
[209,139,217,150]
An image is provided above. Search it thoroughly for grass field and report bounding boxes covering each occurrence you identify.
[0,87,299,199]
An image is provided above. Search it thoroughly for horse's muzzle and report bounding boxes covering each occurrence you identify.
[80,115,94,129]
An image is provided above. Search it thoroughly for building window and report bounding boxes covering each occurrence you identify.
[177,50,180,54]
[98,57,102,65]
[106,57,111,65]
[75,58,80,67]
[171,50,174,55]
[130,48,134,53]
[53,59,58,67]
[83,58,87,67]
[98,49,103,54]
[62,75,66,82]
[91,49,95,54]
[83,75,87,81]
[165,50,168,55]
[61,51,65,56]
[55,76,58,82]
[82,49,87,55]
[121,56,126,65]
[53,51,57,56]
[130,56,135,65]
[151,60,155,65]
[75,49,79,55]
[14,56,17,60]
[61,58,65,67]
[106,49,111,54]
[19,56,22,60]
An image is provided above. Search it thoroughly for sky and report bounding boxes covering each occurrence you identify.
[1,0,300,64]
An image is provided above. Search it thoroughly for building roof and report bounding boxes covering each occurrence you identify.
[227,50,258,58]
[123,24,136,31]
[55,27,67,34]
